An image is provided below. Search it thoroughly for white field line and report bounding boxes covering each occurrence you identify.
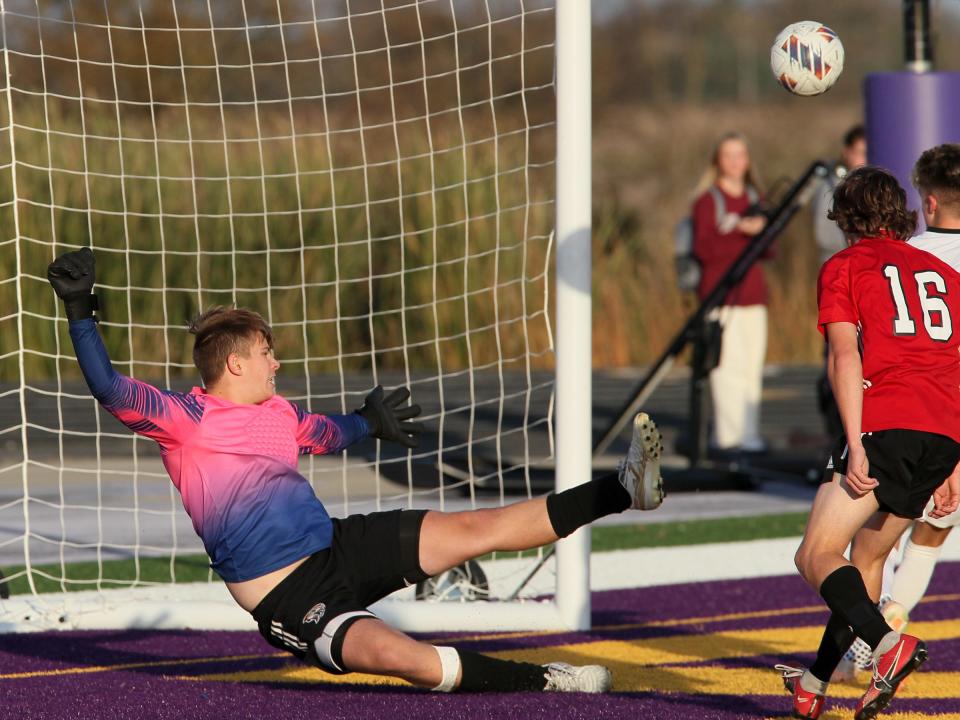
[5,530,960,632]
[478,526,960,597]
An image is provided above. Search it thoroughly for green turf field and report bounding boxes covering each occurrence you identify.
[1,511,810,595]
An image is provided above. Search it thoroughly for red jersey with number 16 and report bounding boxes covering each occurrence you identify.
[818,236,960,443]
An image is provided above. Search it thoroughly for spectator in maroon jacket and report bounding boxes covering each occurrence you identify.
[691,132,770,453]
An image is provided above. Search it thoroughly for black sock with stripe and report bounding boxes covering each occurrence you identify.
[456,650,548,692]
[819,565,892,650]
[809,612,855,683]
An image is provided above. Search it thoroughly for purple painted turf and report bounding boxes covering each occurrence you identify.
[3,562,960,720]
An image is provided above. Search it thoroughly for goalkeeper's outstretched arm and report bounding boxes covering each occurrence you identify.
[48,248,198,447]
[289,384,425,455]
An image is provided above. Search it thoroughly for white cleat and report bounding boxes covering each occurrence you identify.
[617,411,664,511]
[542,662,612,693]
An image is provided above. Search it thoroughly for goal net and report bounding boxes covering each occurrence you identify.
[0,0,591,632]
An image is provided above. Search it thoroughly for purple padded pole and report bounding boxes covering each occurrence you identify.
[865,72,960,224]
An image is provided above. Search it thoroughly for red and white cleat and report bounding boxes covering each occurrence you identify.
[775,665,825,719]
[854,634,927,720]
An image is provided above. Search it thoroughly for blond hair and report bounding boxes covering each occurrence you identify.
[692,131,763,200]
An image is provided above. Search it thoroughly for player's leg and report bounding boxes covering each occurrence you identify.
[338,616,610,692]
[788,475,882,700]
[832,514,915,682]
[834,539,908,683]
[795,435,918,661]
[794,473,881,589]
[850,511,913,601]
[847,432,959,719]
[891,519,953,614]
[319,505,613,693]
[418,412,664,577]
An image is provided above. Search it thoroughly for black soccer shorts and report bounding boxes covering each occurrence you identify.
[824,429,960,518]
[251,508,429,673]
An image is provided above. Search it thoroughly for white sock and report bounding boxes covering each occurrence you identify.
[891,538,942,614]
[800,669,828,695]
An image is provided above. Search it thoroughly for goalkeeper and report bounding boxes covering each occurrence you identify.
[48,248,665,694]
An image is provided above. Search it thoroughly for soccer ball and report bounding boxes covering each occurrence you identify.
[770,21,844,96]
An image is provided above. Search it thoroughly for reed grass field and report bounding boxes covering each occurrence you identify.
[0,0,869,381]
[0,98,557,383]
[1,96,860,382]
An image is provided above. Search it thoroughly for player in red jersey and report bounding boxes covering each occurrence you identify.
[776,167,960,720]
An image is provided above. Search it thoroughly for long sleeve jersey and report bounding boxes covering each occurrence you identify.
[69,318,369,582]
[691,185,771,306]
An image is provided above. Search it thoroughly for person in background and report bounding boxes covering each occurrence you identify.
[691,131,770,454]
[815,125,868,442]
[814,125,868,264]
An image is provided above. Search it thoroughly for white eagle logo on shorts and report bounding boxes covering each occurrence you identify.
[303,602,327,624]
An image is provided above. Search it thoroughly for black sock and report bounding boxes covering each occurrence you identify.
[819,565,892,650]
[545,473,631,538]
[456,650,548,692]
[809,612,855,683]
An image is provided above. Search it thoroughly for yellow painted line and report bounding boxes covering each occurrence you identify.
[178,666,410,687]
[0,652,286,681]
[181,621,960,693]
[181,661,960,702]
[597,665,960,699]
[7,593,960,684]
[434,603,827,644]
[492,619,960,669]
[433,592,960,645]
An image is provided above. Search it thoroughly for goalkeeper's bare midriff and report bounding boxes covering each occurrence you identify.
[226,556,310,612]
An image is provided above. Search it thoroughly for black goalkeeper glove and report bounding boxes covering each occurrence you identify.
[356,385,424,449]
[47,247,99,321]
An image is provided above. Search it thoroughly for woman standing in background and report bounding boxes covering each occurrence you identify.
[691,132,770,454]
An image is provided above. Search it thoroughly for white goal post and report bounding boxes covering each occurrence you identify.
[0,0,591,633]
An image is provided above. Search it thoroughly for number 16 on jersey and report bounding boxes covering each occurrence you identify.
[883,265,953,342]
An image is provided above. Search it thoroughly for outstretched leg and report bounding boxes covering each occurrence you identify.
[418,412,663,576]
[785,475,893,705]
[339,616,610,693]
[329,413,663,694]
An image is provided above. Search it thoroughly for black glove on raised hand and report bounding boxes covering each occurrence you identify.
[356,385,424,449]
[47,247,99,321]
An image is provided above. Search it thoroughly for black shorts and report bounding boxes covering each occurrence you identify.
[251,509,429,673]
[824,430,960,518]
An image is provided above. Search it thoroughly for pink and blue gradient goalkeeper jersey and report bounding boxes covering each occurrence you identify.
[69,318,369,582]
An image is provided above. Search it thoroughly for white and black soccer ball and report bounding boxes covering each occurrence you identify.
[770,21,844,96]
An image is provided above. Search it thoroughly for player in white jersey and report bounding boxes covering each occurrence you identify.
[833,143,960,682]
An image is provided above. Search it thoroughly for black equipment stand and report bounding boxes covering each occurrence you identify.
[593,161,831,481]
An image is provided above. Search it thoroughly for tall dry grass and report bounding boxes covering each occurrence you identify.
[0,97,556,382]
[3,97,864,382]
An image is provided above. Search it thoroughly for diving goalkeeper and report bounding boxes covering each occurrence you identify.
[48,248,664,694]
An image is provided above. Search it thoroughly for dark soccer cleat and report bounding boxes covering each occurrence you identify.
[854,635,927,720]
[775,665,825,719]
[617,412,664,511]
